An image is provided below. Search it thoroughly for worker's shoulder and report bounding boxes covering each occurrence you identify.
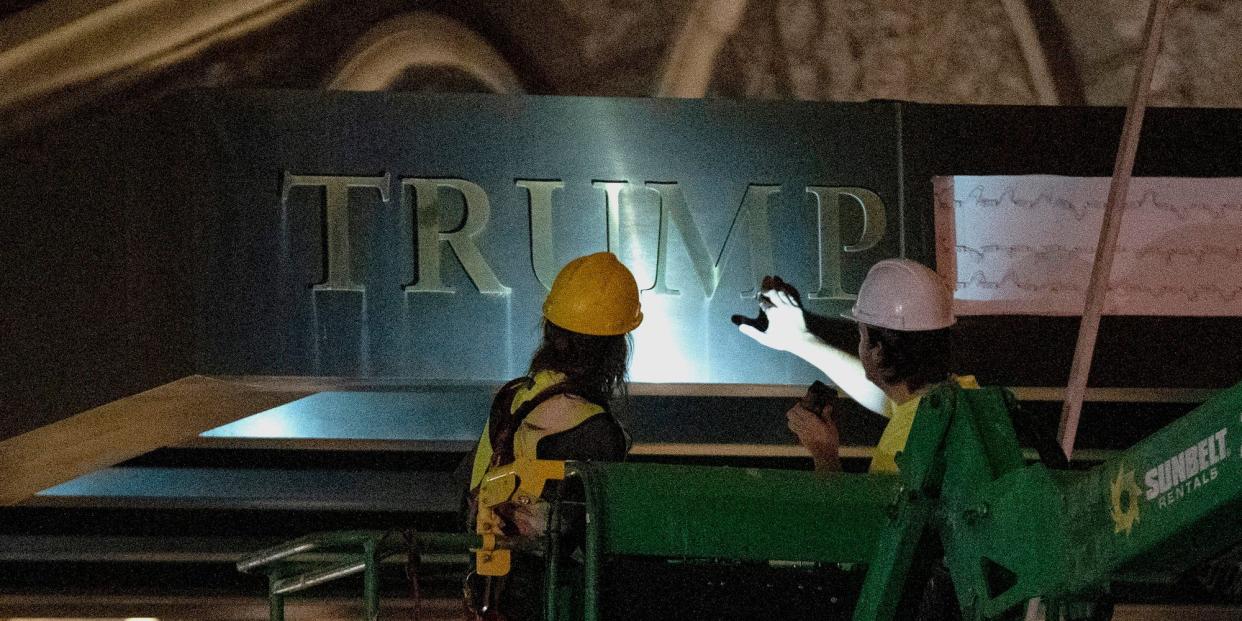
[525,392,605,431]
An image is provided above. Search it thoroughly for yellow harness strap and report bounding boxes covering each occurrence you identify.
[469,370,604,490]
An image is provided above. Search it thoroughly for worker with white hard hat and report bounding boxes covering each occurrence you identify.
[739,258,975,474]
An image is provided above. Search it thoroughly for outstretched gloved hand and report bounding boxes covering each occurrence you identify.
[736,276,818,352]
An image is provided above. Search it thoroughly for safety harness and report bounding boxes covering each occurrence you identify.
[470,374,606,494]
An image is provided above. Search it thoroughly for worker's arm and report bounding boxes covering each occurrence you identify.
[739,288,888,414]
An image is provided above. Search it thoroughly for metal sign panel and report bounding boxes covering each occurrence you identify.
[189,92,904,384]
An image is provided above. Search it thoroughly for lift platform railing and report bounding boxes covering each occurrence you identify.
[238,530,492,621]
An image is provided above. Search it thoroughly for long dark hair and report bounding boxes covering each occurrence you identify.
[528,320,630,406]
[865,326,952,392]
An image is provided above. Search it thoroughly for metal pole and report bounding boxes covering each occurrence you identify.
[272,560,368,595]
[269,575,285,621]
[545,496,563,621]
[1057,0,1171,461]
[363,539,379,621]
[575,468,602,621]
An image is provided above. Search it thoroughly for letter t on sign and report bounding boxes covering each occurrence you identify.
[281,172,391,292]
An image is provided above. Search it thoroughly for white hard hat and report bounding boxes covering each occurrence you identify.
[843,258,955,331]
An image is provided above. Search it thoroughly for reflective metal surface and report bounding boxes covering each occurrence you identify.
[201,92,904,384]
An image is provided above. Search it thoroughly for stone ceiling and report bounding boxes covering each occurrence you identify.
[2,0,1242,138]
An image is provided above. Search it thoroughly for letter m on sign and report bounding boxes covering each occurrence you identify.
[645,182,779,299]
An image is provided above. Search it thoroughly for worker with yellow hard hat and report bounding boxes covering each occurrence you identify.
[464,251,642,620]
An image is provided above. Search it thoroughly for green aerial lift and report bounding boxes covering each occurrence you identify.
[237,380,1242,620]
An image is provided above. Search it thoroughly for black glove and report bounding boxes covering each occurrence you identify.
[731,275,802,332]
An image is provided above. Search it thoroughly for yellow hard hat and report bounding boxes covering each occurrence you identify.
[543,252,643,336]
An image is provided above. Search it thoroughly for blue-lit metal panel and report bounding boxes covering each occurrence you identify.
[187,92,902,385]
[200,390,491,442]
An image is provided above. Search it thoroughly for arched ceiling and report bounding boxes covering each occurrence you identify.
[2,0,1242,139]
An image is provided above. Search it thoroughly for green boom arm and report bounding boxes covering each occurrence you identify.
[854,381,1242,619]
[1059,382,1242,591]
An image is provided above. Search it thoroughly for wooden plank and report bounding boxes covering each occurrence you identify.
[1058,0,1171,459]
[205,375,1219,402]
[0,375,313,506]
[1038,13,1172,621]
[1015,386,1213,404]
